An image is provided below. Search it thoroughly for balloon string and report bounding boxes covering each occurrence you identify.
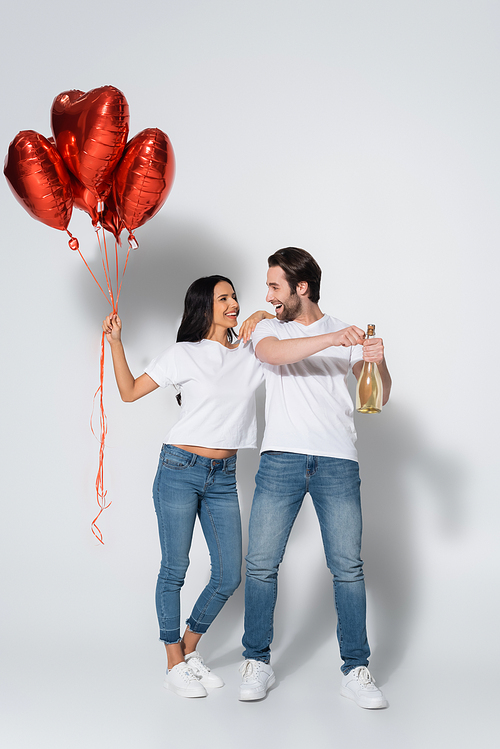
[115,242,119,305]
[77,248,113,307]
[90,331,111,544]
[97,229,115,310]
[115,246,131,307]
[78,220,131,544]
[87,225,130,544]
[95,224,129,310]
[90,225,113,544]
[103,229,115,308]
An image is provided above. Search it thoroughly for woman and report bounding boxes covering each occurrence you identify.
[103,275,270,698]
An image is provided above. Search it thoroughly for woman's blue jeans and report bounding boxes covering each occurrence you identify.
[153,444,242,644]
[242,451,370,674]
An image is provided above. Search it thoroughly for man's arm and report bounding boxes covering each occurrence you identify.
[352,337,392,406]
[254,325,365,366]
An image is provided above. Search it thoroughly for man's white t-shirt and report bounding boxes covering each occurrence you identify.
[252,315,363,461]
[145,339,264,449]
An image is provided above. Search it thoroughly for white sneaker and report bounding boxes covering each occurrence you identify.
[239,659,275,701]
[164,662,207,698]
[341,666,388,709]
[184,650,224,689]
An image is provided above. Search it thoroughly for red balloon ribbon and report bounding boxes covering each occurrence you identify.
[79,226,131,544]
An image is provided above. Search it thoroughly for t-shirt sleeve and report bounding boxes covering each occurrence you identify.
[350,343,364,369]
[242,340,266,383]
[251,318,279,347]
[144,344,178,388]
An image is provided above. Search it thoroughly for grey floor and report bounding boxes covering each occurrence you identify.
[2,622,495,749]
[1,469,495,749]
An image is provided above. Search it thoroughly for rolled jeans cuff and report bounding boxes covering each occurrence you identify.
[185,616,210,635]
[159,630,182,645]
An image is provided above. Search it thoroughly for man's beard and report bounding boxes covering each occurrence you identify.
[278,292,302,321]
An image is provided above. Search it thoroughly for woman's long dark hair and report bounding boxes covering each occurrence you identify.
[176,275,237,344]
[175,275,237,406]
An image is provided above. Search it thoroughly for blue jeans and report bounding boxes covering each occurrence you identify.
[243,451,370,674]
[153,444,242,644]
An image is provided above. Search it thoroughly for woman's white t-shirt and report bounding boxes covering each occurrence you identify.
[145,339,263,449]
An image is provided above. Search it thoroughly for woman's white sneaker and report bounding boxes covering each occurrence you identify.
[184,651,224,688]
[164,662,207,698]
[239,659,275,700]
[340,666,388,709]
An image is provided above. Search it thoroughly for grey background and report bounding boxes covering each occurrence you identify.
[1,1,498,747]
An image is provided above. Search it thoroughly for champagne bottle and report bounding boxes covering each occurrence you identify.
[356,324,383,413]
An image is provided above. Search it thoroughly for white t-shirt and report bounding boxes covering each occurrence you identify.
[252,315,363,460]
[145,339,264,449]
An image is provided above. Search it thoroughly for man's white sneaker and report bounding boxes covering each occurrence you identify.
[184,650,224,688]
[341,666,388,709]
[164,662,207,698]
[239,659,275,701]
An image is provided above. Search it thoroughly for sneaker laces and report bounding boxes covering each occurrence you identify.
[187,654,210,678]
[352,666,376,687]
[239,660,261,681]
[173,664,198,684]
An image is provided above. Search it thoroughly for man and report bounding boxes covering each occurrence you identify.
[239,247,392,709]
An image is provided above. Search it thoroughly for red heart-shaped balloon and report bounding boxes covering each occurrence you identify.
[51,85,129,201]
[4,130,73,232]
[113,128,175,237]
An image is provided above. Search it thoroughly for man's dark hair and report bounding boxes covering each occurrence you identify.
[267,247,322,304]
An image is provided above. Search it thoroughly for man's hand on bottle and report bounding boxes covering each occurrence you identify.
[362,337,384,364]
[330,326,365,348]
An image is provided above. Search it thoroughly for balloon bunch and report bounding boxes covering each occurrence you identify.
[4,86,176,543]
[4,85,175,249]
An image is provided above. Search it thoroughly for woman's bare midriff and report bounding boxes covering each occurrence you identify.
[173,444,237,459]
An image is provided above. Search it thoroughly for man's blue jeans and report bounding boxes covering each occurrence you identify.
[242,451,370,674]
[153,444,242,644]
